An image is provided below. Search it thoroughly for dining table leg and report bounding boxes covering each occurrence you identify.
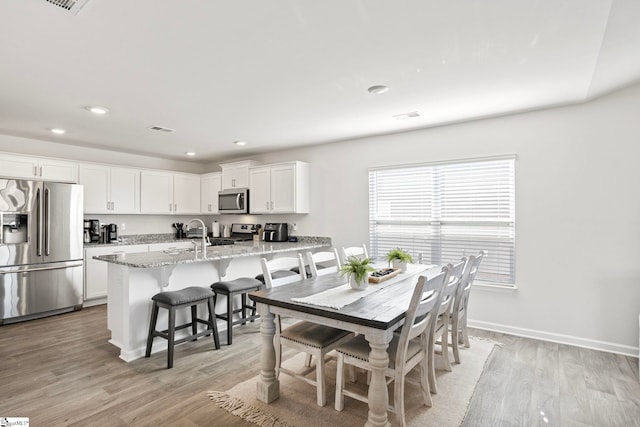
[365,331,393,427]
[255,303,279,403]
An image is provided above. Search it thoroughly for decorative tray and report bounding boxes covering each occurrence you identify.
[369,268,401,283]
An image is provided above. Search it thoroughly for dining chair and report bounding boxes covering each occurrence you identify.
[304,249,341,278]
[339,244,368,264]
[334,268,449,427]
[429,259,466,393]
[260,254,354,407]
[450,250,486,364]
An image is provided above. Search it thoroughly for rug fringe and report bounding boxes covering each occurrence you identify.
[208,391,295,427]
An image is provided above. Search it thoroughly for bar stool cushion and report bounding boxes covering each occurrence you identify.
[211,277,263,293]
[152,286,215,306]
[281,321,352,349]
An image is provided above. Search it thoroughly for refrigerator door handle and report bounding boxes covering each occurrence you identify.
[0,260,84,275]
[44,186,51,256]
[36,187,42,256]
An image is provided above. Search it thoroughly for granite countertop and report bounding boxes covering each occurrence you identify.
[83,233,188,248]
[93,240,330,268]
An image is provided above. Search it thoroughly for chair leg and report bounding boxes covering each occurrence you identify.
[316,350,326,407]
[241,293,247,325]
[394,371,406,427]
[462,313,470,347]
[190,304,198,341]
[207,296,220,350]
[441,319,452,372]
[335,353,345,411]
[451,317,461,364]
[167,307,176,369]
[427,330,438,394]
[145,302,159,357]
[419,355,433,407]
[226,292,233,345]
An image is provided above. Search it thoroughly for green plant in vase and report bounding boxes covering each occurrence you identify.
[340,256,375,290]
[386,248,413,271]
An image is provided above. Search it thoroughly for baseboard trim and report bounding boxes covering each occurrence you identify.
[469,319,639,358]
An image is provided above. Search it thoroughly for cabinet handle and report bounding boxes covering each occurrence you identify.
[266,202,269,210]
[39,166,43,177]
[174,203,177,212]
[33,166,38,177]
[169,203,172,211]
[111,201,115,210]
[270,201,274,210]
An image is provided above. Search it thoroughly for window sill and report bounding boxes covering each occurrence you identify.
[472,281,518,292]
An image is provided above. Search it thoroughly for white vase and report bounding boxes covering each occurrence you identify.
[392,260,408,272]
[349,273,369,290]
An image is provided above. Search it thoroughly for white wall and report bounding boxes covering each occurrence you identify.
[245,83,640,356]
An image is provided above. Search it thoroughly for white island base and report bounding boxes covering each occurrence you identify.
[100,240,328,362]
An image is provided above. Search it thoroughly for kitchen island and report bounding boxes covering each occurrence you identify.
[95,239,329,361]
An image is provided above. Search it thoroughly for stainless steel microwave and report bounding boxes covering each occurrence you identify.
[218,188,249,214]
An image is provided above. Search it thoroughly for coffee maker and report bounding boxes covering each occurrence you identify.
[84,219,100,243]
[106,224,118,243]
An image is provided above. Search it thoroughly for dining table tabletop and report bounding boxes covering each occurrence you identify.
[249,262,440,427]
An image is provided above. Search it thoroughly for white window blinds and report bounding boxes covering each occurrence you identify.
[369,156,516,286]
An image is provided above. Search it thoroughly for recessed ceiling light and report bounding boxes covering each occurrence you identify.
[368,85,389,95]
[185,152,196,156]
[234,141,247,146]
[51,128,66,134]
[86,106,109,115]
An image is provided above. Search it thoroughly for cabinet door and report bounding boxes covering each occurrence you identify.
[84,245,148,300]
[110,167,140,213]
[0,154,38,179]
[39,159,78,182]
[201,173,221,213]
[174,174,201,214]
[78,164,110,213]
[140,171,173,214]
[270,164,296,213]
[249,167,271,214]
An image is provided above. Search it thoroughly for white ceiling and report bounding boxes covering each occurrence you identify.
[1,0,640,163]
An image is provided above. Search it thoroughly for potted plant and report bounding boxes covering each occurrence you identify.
[386,248,413,272]
[340,256,375,290]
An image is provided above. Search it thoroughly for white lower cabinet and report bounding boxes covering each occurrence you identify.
[84,245,148,301]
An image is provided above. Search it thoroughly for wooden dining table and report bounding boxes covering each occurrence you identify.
[249,263,439,427]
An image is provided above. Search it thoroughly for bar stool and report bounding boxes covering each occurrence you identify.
[145,286,220,369]
[210,277,264,345]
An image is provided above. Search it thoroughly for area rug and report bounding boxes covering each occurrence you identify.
[209,338,496,427]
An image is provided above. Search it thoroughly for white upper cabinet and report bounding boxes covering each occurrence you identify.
[141,170,173,214]
[0,153,77,182]
[220,160,261,189]
[249,161,309,214]
[140,170,201,214]
[201,172,222,214]
[173,173,201,214]
[78,163,140,213]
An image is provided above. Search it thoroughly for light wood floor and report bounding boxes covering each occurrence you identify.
[1,306,638,426]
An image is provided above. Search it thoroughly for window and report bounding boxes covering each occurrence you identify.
[368,156,516,286]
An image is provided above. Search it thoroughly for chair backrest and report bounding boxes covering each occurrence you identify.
[305,249,341,278]
[394,267,449,367]
[339,244,368,264]
[454,250,486,313]
[437,259,466,317]
[260,254,306,288]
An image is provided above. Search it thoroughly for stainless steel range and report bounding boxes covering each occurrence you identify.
[208,223,260,245]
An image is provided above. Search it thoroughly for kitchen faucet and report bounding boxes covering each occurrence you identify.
[187,218,207,257]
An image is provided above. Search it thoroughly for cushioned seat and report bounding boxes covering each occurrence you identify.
[210,277,264,345]
[280,321,352,349]
[145,286,220,369]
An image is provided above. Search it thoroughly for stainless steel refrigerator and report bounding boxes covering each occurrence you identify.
[0,179,84,324]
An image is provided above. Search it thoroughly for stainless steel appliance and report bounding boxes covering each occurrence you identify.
[107,223,118,243]
[263,223,288,242]
[208,223,260,245]
[85,219,100,242]
[0,179,84,324]
[218,188,249,214]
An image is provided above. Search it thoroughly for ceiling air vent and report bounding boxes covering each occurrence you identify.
[147,126,176,133]
[43,0,90,15]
